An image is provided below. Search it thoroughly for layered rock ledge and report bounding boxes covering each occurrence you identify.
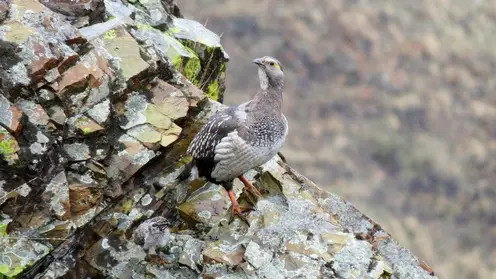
[0,1,437,278]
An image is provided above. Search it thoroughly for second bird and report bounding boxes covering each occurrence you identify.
[186,56,288,219]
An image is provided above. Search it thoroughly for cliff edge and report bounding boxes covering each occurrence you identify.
[0,1,437,278]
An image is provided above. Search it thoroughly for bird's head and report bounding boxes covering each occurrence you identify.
[253,56,284,90]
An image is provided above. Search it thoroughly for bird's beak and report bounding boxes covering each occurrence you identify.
[252,58,263,65]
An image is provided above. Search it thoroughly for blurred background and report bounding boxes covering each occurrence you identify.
[179,1,496,278]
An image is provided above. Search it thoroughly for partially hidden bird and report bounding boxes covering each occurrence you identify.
[185,56,288,219]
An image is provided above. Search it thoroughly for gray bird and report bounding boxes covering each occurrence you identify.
[133,216,171,255]
[186,56,288,219]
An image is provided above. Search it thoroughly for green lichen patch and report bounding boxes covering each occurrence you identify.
[0,264,24,277]
[101,27,150,82]
[167,18,229,101]
[168,44,202,86]
[160,123,182,148]
[127,124,162,148]
[0,237,50,278]
[143,104,173,130]
[1,21,34,45]
[0,223,8,237]
[103,29,117,40]
[0,127,20,165]
[68,115,104,136]
[206,79,219,101]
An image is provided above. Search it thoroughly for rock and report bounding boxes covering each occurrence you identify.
[169,18,229,102]
[43,171,71,220]
[0,180,31,206]
[40,0,101,17]
[46,105,67,125]
[63,143,91,162]
[98,26,150,84]
[17,100,50,126]
[127,123,163,149]
[68,182,103,216]
[331,239,373,278]
[132,0,172,29]
[27,37,58,81]
[179,238,205,272]
[149,80,190,120]
[177,183,229,226]
[0,3,8,23]
[243,241,272,269]
[203,239,246,266]
[0,2,438,279]
[0,237,50,278]
[86,99,111,124]
[106,134,156,189]
[84,233,147,278]
[0,21,35,45]
[131,26,202,88]
[119,93,171,130]
[0,95,23,134]
[57,51,110,100]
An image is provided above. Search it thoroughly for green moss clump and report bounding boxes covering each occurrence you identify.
[172,55,183,72]
[82,127,92,135]
[104,29,117,40]
[184,58,201,84]
[0,137,17,156]
[0,264,24,277]
[121,199,134,214]
[168,26,181,34]
[206,79,219,101]
[175,155,192,169]
[380,272,392,279]
[137,23,154,31]
[0,223,7,237]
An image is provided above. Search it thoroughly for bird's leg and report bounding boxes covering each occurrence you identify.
[147,253,167,266]
[227,190,252,214]
[238,175,262,198]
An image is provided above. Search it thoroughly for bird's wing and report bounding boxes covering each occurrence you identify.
[187,106,240,160]
[210,125,261,181]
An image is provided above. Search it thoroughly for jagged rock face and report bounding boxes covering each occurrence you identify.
[0,1,435,279]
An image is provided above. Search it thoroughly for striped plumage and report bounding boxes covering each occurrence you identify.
[186,56,288,219]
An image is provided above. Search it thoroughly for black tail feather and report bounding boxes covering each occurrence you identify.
[177,160,194,181]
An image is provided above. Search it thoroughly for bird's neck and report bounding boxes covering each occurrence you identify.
[253,86,283,112]
[254,68,284,111]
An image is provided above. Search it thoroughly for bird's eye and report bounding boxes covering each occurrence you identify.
[269,61,275,66]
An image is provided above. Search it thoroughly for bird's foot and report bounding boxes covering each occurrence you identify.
[238,175,263,199]
[228,190,253,225]
[147,254,168,266]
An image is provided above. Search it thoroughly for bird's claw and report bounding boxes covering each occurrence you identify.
[147,255,168,266]
[229,204,254,225]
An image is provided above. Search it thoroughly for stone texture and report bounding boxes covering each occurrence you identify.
[0,1,436,279]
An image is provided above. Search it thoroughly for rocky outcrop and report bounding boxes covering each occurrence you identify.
[0,1,435,278]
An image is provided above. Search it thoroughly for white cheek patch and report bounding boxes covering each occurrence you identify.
[258,68,269,90]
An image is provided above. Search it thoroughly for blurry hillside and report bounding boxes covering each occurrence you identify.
[179,1,496,278]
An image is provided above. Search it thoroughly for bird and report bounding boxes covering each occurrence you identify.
[133,216,171,255]
[185,56,288,220]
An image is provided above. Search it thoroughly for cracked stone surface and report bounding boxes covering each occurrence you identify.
[0,1,436,278]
